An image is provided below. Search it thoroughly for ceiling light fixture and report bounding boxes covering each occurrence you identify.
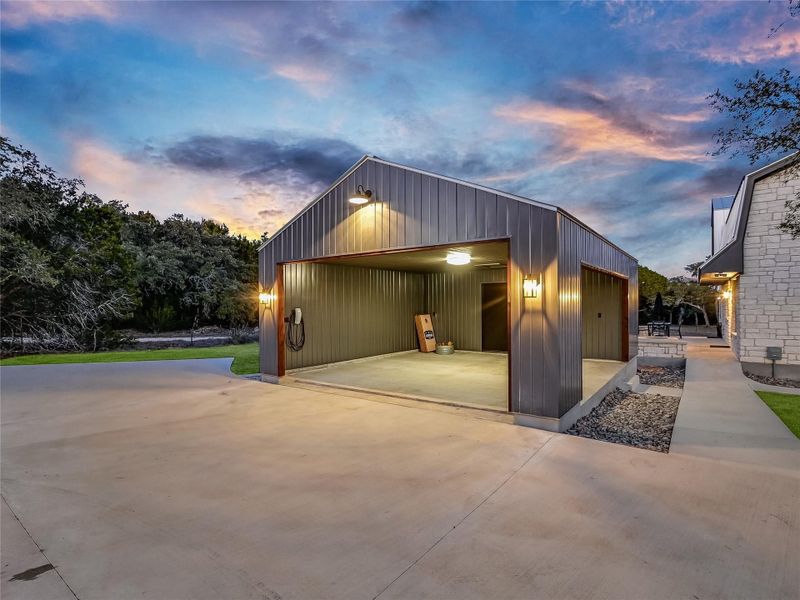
[348,184,373,205]
[446,251,471,266]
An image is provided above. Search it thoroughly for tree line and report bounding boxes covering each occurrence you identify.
[638,264,718,327]
[1,112,787,356]
[1,137,264,354]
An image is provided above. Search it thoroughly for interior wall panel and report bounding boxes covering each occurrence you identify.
[426,269,507,351]
[282,262,425,370]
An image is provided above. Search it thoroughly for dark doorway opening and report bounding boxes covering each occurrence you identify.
[481,282,508,351]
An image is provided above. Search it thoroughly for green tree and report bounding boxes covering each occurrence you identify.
[2,137,262,353]
[708,69,800,237]
[122,213,260,334]
[1,137,136,351]
[665,276,718,327]
[685,259,709,279]
[638,265,669,321]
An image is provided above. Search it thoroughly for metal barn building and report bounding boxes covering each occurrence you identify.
[258,156,638,431]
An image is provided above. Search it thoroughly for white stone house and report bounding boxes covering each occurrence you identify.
[698,154,800,381]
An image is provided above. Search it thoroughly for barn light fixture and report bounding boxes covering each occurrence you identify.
[523,274,541,299]
[259,291,274,308]
[446,251,471,266]
[348,184,373,205]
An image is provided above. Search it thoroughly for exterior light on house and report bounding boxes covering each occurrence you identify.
[523,274,541,298]
[446,251,471,265]
[259,291,274,308]
[721,290,731,300]
[348,184,373,205]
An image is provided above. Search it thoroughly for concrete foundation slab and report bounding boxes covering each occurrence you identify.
[582,359,627,401]
[288,354,629,420]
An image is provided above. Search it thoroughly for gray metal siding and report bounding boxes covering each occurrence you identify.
[426,269,507,351]
[557,213,639,416]
[283,263,425,369]
[259,158,633,420]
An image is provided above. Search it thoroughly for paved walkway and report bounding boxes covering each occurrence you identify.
[670,341,800,472]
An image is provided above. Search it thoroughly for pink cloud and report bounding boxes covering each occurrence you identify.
[699,28,800,65]
[494,101,707,164]
[660,110,711,123]
[273,64,331,85]
[1,0,117,28]
[645,1,800,66]
[71,139,306,239]
[271,63,332,96]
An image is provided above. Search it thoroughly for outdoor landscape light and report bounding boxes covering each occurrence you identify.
[348,184,373,205]
[446,251,471,265]
[523,274,541,298]
[259,291,273,308]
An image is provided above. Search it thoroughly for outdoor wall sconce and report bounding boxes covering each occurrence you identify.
[523,274,541,298]
[721,290,731,300]
[259,291,274,308]
[348,184,373,205]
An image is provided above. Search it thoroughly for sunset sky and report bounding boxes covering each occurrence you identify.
[2,1,798,275]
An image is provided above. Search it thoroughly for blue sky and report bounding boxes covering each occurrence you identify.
[2,1,798,275]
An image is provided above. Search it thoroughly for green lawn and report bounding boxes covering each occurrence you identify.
[756,391,800,438]
[0,343,259,375]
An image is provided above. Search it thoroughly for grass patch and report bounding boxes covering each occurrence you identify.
[756,391,800,438]
[0,343,259,375]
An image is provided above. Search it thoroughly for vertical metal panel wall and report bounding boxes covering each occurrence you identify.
[260,157,632,420]
[557,213,639,416]
[426,269,507,351]
[283,262,425,369]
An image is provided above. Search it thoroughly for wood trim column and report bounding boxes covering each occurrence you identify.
[621,278,630,361]
[277,264,286,377]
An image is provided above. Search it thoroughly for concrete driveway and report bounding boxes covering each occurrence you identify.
[1,360,798,600]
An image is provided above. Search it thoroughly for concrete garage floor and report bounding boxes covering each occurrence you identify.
[290,351,508,410]
[289,352,626,411]
[2,360,799,600]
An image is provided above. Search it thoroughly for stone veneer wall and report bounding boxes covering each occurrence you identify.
[736,166,800,374]
[637,337,686,368]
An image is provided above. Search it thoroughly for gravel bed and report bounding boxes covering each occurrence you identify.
[743,372,800,389]
[637,365,685,388]
[567,389,680,452]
